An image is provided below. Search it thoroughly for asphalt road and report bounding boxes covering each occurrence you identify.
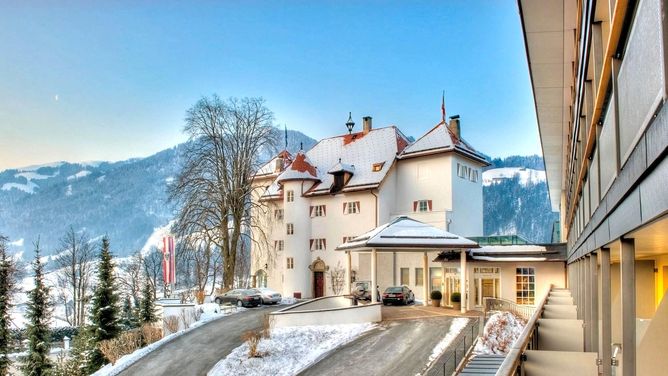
[298,315,461,376]
[117,305,283,376]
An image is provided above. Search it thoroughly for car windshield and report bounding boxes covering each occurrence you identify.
[258,288,276,293]
[385,287,403,293]
[241,289,256,296]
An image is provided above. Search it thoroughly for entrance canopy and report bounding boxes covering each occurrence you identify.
[335,216,480,252]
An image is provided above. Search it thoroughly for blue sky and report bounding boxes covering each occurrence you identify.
[0,1,540,170]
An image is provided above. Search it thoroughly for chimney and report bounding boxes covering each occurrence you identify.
[448,115,461,139]
[362,116,372,134]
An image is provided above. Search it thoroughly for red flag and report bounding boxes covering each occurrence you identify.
[162,236,176,284]
[441,91,446,123]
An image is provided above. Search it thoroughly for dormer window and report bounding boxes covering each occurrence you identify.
[372,162,385,172]
[274,158,284,172]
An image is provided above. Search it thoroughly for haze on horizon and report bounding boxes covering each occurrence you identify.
[0,1,541,171]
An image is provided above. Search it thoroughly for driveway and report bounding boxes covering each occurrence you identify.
[298,308,477,376]
[118,305,283,376]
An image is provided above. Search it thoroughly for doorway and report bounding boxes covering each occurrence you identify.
[473,267,500,307]
[314,272,324,298]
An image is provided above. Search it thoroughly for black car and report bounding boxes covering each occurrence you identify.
[382,286,415,305]
[214,289,262,307]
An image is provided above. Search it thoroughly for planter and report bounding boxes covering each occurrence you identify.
[431,299,441,307]
[452,302,461,311]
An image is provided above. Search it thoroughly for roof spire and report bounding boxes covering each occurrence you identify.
[284,124,288,150]
[345,112,355,134]
[300,142,303,150]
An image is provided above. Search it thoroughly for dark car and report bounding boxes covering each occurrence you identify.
[214,289,262,308]
[382,286,415,305]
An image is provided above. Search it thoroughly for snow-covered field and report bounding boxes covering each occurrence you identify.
[92,304,244,376]
[474,311,526,355]
[208,323,375,376]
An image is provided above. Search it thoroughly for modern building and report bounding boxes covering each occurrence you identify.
[519,0,668,374]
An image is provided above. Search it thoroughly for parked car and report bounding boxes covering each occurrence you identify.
[251,288,282,304]
[382,286,415,305]
[214,289,262,307]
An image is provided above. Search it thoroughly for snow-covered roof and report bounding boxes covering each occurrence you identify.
[433,243,566,262]
[327,160,355,175]
[304,126,408,195]
[255,150,293,178]
[336,216,479,251]
[276,151,321,183]
[399,121,487,164]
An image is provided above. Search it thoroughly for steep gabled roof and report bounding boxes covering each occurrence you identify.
[276,151,320,183]
[400,121,487,164]
[255,150,293,178]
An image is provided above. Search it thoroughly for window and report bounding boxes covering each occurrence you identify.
[413,200,432,212]
[286,190,294,202]
[344,201,360,214]
[310,205,326,217]
[372,162,385,172]
[342,236,356,243]
[274,209,284,220]
[286,223,294,235]
[516,267,535,305]
[468,169,479,182]
[274,240,284,252]
[400,268,409,285]
[286,257,294,269]
[415,268,424,286]
[457,163,478,182]
[457,163,467,178]
[310,238,326,251]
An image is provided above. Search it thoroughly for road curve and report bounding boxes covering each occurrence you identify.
[117,305,283,376]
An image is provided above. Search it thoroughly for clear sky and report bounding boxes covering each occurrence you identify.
[0,0,540,171]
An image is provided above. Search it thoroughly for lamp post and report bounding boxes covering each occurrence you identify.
[346,112,355,134]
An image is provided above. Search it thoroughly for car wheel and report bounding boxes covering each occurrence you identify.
[236,300,243,308]
[214,297,221,305]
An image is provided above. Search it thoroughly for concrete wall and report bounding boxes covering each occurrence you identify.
[270,296,381,328]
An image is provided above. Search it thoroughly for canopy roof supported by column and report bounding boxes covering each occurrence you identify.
[336,216,479,312]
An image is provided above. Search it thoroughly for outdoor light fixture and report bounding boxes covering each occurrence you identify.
[345,112,355,134]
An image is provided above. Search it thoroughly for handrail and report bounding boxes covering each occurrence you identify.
[482,297,536,322]
[495,284,553,376]
[437,317,480,375]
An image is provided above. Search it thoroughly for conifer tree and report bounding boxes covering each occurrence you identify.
[120,296,138,330]
[23,241,52,376]
[139,281,157,324]
[0,235,16,375]
[88,237,120,371]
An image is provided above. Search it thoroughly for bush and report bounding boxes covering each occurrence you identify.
[140,324,162,346]
[241,330,264,358]
[451,292,461,303]
[99,330,143,365]
[430,290,442,300]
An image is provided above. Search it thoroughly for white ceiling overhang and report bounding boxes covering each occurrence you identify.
[518,0,577,211]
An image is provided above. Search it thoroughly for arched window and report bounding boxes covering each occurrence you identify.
[256,270,268,288]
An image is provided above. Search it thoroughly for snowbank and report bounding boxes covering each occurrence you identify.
[474,311,526,355]
[428,318,470,363]
[208,323,375,376]
[278,296,298,305]
[92,306,243,376]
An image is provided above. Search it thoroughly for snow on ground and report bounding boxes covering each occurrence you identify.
[474,311,526,355]
[278,296,298,305]
[66,170,91,180]
[92,305,244,376]
[15,171,57,180]
[482,167,546,187]
[140,221,176,255]
[208,322,375,376]
[1,181,38,193]
[427,318,469,363]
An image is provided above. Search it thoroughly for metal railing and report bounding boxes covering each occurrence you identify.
[482,297,537,322]
[494,285,553,376]
[436,318,480,376]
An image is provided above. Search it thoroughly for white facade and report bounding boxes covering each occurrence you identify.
[251,118,488,300]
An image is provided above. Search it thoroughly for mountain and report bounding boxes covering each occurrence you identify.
[482,155,558,243]
[0,129,317,257]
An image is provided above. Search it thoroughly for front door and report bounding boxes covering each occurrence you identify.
[314,271,324,298]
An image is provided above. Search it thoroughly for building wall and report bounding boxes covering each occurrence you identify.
[450,154,484,237]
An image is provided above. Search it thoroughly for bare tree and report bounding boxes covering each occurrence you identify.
[54,227,95,326]
[117,251,144,305]
[170,95,277,290]
[329,262,346,296]
[142,247,164,299]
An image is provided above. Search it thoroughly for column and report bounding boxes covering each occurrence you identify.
[590,251,599,353]
[460,250,467,313]
[600,248,612,376]
[620,238,635,376]
[371,249,378,303]
[345,251,352,295]
[584,255,591,352]
[422,252,428,307]
[441,263,446,305]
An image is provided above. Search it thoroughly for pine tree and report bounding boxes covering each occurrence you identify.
[0,235,16,375]
[139,281,157,324]
[88,237,120,372]
[120,296,138,330]
[23,241,52,376]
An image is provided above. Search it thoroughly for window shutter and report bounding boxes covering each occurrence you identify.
[323,239,327,249]
[427,200,432,211]
[323,205,326,216]
[343,202,347,213]
[356,201,360,212]
[309,239,314,250]
[309,206,314,217]
[413,201,418,212]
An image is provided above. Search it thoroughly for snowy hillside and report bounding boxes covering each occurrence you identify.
[483,167,546,187]
[0,128,316,258]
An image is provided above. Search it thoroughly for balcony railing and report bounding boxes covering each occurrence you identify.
[482,297,536,322]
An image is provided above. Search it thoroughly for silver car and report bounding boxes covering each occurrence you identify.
[252,288,282,304]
